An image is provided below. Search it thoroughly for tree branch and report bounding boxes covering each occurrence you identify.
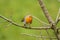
[55,8,60,25]
[38,0,54,24]
[38,0,60,40]
[56,17,60,24]
[21,33,57,39]
[46,30,52,40]
[32,15,50,25]
[0,15,51,30]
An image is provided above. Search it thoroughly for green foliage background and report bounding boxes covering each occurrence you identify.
[0,0,60,40]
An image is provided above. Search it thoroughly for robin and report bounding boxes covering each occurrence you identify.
[21,15,32,27]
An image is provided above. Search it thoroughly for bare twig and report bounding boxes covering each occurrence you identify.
[56,17,60,25]
[0,15,51,30]
[56,8,60,21]
[55,8,60,25]
[0,15,23,27]
[57,28,60,34]
[57,27,60,31]
[21,33,57,39]
[40,31,45,40]
[32,15,50,25]
[38,0,60,40]
[38,0,54,24]
[46,30,52,40]
[58,0,60,2]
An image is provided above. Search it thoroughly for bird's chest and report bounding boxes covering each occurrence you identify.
[25,17,32,23]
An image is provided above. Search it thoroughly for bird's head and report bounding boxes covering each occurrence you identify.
[27,15,32,18]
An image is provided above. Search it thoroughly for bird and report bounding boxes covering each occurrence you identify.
[21,15,32,28]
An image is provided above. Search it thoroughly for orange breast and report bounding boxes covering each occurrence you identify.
[25,17,32,23]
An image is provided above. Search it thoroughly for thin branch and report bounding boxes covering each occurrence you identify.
[56,17,60,24]
[29,27,51,30]
[0,15,23,27]
[38,0,54,24]
[56,8,60,21]
[55,8,60,25]
[46,30,52,40]
[57,27,60,31]
[32,15,50,25]
[21,33,57,39]
[40,31,45,40]
[38,0,60,40]
[57,28,60,35]
[0,15,51,30]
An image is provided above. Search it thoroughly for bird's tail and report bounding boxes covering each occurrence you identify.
[21,19,24,22]
[21,18,24,22]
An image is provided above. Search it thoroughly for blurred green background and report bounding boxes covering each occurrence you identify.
[0,0,60,40]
